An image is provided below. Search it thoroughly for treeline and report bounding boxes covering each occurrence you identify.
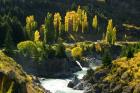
[0,0,139,47]
[24,6,117,44]
[16,6,117,61]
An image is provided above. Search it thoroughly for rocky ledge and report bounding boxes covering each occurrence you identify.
[0,51,50,93]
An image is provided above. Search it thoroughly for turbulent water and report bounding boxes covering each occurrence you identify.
[39,67,98,93]
[39,60,99,93]
[39,68,88,93]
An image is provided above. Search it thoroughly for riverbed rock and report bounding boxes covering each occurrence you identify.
[73,81,84,90]
[67,76,80,88]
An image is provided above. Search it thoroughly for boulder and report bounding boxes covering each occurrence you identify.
[67,76,80,88]
[133,84,140,93]
[73,82,84,90]
[122,86,133,93]
[112,84,122,93]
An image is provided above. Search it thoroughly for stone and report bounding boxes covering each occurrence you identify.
[67,76,80,88]
[112,84,122,93]
[133,84,140,93]
[122,86,133,93]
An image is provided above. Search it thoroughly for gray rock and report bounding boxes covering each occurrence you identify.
[122,86,133,93]
[112,84,122,93]
[121,71,129,80]
[73,82,84,90]
[67,76,80,88]
[133,84,140,93]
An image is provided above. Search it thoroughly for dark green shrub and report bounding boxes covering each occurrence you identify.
[102,51,112,66]
[121,43,140,59]
[55,43,66,58]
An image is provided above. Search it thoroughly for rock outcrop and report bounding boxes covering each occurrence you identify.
[0,51,50,93]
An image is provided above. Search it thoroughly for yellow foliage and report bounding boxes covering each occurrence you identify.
[34,30,40,41]
[95,43,102,52]
[106,52,140,87]
[92,15,98,29]
[26,15,37,40]
[105,19,117,44]
[53,13,62,32]
[71,47,83,58]
[64,6,88,33]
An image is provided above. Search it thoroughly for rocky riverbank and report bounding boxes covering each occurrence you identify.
[69,52,140,93]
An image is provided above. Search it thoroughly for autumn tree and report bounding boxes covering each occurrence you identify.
[26,15,37,40]
[53,13,62,41]
[81,11,88,33]
[92,15,98,30]
[64,6,88,33]
[34,30,40,42]
[105,19,117,45]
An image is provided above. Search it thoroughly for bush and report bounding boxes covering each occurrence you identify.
[121,43,140,59]
[55,43,66,58]
[102,51,112,66]
[71,46,83,59]
[17,41,46,61]
[17,41,37,57]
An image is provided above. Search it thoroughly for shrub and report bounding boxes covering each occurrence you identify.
[55,43,66,58]
[17,41,37,57]
[102,51,112,66]
[17,41,47,61]
[121,43,140,59]
[71,46,83,59]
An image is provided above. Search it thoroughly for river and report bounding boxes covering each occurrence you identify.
[39,65,97,93]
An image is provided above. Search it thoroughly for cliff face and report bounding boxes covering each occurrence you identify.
[0,51,48,93]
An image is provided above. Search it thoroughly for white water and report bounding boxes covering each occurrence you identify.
[39,67,88,93]
[75,61,83,70]
[39,61,98,93]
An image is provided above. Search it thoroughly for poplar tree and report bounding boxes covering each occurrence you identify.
[34,30,40,42]
[105,19,117,45]
[25,16,37,40]
[92,15,98,30]
[53,13,62,41]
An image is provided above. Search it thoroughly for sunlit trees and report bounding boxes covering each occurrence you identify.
[92,15,98,30]
[81,11,88,33]
[105,19,117,45]
[64,6,88,33]
[53,13,62,32]
[26,16,37,40]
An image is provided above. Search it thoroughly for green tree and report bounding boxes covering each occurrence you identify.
[102,51,112,66]
[4,30,14,54]
[44,13,55,44]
